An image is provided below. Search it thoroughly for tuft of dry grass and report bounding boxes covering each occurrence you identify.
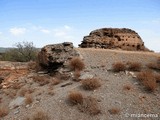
[18,87,34,97]
[127,62,142,71]
[52,72,70,81]
[123,84,132,91]
[47,90,55,96]
[31,110,49,120]
[69,57,85,71]
[137,71,157,92]
[25,94,33,105]
[112,62,126,72]
[3,89,17,98]
[146,63,158,70]
[11,82,22,89]
[50,78,61,85]
[78,96,101,115]
[68,91,83,105]
[28,61,42,72]
[108,108,120,114]
[81,78,101,90]
[73,70,81,81]
[155,74,160,82]
[32,75,49,86]
[0,107,8,117]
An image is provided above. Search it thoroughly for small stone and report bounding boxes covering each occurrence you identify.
[26,105,30,108]
[14,110,20,114]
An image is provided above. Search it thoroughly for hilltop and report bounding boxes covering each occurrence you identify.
[0,47,160,120]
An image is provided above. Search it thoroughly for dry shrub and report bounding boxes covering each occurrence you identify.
[157,57,160,64]
[47,90,55,96]
[28,60,43,72]
[137,71,151,81]
[73,70,81,81]
[81,78,101,90]
[52,72,70,81]
[137,71,157,92]
[78,96,101,115]
[3,89,17,98]
[32,75,49,86]
[69,57,85,71]
[112,62,126,72]
[127,62,142,71]
[123,84,132,91]
[155,74,160,82]
[68,91,83,105]
[0,107,8,117]
[147,58,160,70]
[50,78,61,85]
[146,63,158,70]
[31,110,49,120]
[108,108,120,114]
[28,61,37,70]
[11,82,22,89]
[143,79,157,92]
[25,94,33,105]
[18,87,34,97]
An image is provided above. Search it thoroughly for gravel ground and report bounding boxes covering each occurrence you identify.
[1,48,160,120]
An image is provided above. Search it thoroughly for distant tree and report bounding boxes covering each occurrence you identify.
[1,42,38,62]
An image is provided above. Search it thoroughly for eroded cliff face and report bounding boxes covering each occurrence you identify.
[79,28,149,51]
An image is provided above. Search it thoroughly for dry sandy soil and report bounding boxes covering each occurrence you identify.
[0,48,160,120]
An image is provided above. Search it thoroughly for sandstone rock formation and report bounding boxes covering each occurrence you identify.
[79,28,148,51]
[38,42,79,71]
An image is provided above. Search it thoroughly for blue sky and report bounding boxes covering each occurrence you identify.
[0,0,160,51]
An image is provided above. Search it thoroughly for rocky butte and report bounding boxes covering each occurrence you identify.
[79,28,149,51]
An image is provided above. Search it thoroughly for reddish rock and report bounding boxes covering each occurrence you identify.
[79,28,149,51]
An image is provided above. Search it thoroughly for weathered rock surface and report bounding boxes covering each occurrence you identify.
[9,97,25,109]
[38,42,79,71]
[79,28,149,51]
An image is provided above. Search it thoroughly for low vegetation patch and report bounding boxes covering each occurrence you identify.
[137,71,157,92]
[81,78,101,90]
[50,78,61,85]
[0,107,8,118]
[78,96,101,115]
[69,57,85,71]
[1,42,37,62]
[18,87,34,97]
[127,62,142,71]
[146,63,158,70]
[30,110,49,120]
[32,75,50,86]
[68,91,83,105]
[25,94,33,105]
[112,62,126,72]
[123,84,132,91]
[147,58,160,71]
[155,73,160,82]
[108,108,120,114]
[73,70,81,81]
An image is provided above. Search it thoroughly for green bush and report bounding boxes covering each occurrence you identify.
[0,42,38,62]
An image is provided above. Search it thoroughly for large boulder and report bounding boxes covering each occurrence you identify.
[79,28,149,51]
[38,42,79,71]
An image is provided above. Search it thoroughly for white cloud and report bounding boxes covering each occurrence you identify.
[40,29,51,34]
[64,25,71,30]
[10,27,26,36]
[53,25,72,37]
[0,32,2,35]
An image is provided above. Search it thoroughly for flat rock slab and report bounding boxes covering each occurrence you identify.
[9,97,25,109]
